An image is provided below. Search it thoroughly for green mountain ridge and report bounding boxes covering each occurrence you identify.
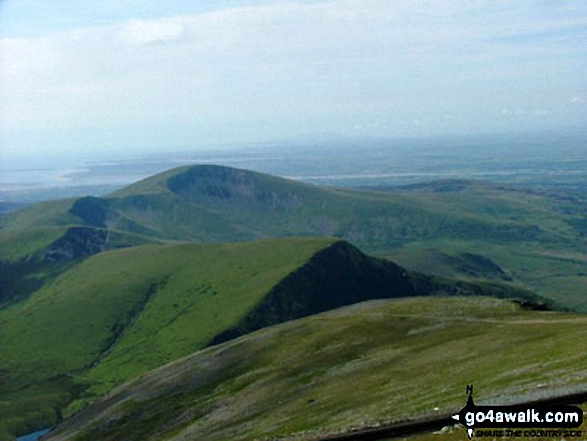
[2,164,585,311]
[1,164,585,439]
[0,237,331,438]
[1,237,542,439]
[44,296,587,441]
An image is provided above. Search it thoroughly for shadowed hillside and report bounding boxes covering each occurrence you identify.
[2,165,585,311]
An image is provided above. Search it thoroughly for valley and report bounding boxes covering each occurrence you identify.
[2,165,585,310]
[0,164,585,440]
[3,1,585,439]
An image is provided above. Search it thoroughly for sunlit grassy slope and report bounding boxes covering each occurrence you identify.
[1,237,528,440]
[0,237,333,438]
[2,165,585,310]
[45,296,587,441]
[2,165,585,440]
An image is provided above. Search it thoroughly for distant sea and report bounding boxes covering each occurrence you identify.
[1,131,585,205]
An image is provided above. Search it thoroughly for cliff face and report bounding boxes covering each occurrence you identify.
[208,240,551,347]
[209,241,415,346]
[68,196,114,228]
[44,227,109,262]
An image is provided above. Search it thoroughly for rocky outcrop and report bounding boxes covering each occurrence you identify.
[208,241,415,346]
[69,196,113,228]
[44,227,109,262]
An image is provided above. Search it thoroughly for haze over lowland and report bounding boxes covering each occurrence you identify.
[1,1,587,440]
[1,1,586,163]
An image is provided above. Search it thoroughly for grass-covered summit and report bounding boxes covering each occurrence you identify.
[2,164,585,310]
[1,164,585,439]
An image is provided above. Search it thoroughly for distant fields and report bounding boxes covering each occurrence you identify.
[45,297,587,441]
[2,132,585,204]
[380,183,587,311]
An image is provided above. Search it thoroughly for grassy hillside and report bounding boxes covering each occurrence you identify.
[44,296,587,441]
[0,199,156,308]
[0,237,533,440]
[0,237,332,438]
[2,165,585,311]
[2,165,584,439]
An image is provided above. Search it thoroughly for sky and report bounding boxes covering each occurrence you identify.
[0,0,586,164]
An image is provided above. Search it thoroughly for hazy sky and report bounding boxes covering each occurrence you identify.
[0,0,585,162]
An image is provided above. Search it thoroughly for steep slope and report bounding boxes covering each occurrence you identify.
[3,165,584,439]
[2,164,585,310]
[0,238,543,439]
[2,165,577,257]
[0,237,334,438]
[0,196,155,307]
[45,297,587,441]
[112,166,587,312]
[108,165,558,246]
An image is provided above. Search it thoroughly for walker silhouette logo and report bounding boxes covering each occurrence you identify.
[452,386,583,439]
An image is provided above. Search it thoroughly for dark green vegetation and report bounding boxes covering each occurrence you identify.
[1,165,586,310]
[44,297,587,441]
[1,164,585,439]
